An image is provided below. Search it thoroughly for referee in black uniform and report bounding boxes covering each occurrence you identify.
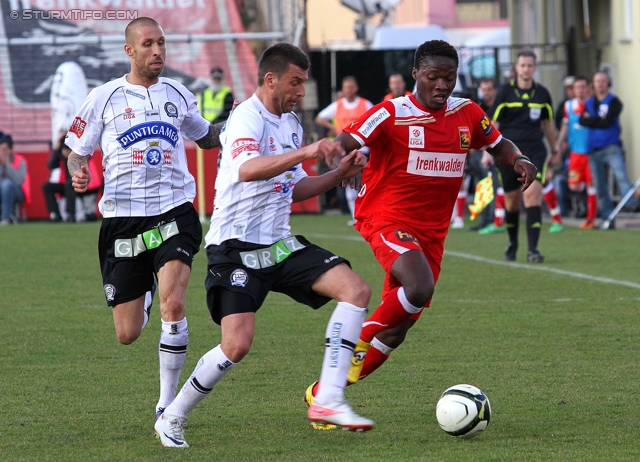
[491,50,560,263]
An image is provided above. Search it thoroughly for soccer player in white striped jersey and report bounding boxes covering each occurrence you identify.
[66,17,226,429]
[155,42,374,448]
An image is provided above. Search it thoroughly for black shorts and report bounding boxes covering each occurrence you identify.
[496,141,547,192]
[204,235,349,325]
[99,202,202,307]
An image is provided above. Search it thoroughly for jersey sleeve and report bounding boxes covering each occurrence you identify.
[180,86,211,141]
[342,101,394,147]
[64,88,104,157]
[541,87,553,121]
[223,104,263,179]
[469,102,502,150]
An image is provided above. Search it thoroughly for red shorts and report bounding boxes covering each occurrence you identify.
[568,152,592,187]
[356,220,444,320]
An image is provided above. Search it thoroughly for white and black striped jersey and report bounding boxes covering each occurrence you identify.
[65,75,210,218]
[204,94,307,246]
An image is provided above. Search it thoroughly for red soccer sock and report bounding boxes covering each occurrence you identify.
[587,186,598,221]
[360,287,420,343]
[358,345,390,381]
[494,187,505,227]
[543,183,563,224]
[455,192,467,219]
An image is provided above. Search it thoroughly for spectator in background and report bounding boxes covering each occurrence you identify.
[43,132,77,222]
[198,67,235,124]
[315,76,373,225]
[0,132,30,225]
[383,73,412,101]
[554,75,597,228]
[580,71,640,229]
[43,132,101,222]
[550,75,577,218]
[555,76,574,132]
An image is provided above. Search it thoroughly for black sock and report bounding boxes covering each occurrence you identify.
[505,210,520,245]
[526,206,542,251]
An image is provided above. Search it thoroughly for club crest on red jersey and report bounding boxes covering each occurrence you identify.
[480,114,493,136]
[394,229,418,243]
[458,126,470,149]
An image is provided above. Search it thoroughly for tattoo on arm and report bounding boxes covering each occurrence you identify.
[196,122,224,149]
[67,152,88,175]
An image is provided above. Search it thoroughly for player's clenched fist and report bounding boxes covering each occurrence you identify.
[72,166,91,193]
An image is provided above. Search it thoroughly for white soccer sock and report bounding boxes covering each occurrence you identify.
[141,290,153,330]
[315,302,367,405]
[164,345,237,418]
[156,317,188,412]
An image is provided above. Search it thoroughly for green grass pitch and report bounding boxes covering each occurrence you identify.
[1,214,639,461]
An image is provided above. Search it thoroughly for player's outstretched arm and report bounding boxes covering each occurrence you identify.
[487,138,537,191]
[67,151,91,193]
[239,138,344,182]
[195,122,225,150]
[292,150,367,203]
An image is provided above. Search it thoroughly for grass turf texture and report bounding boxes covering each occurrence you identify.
[1,215,639,461]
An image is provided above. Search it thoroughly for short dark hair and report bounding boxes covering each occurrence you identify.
[479,78,497,88]
[257,42,310,86]
[414,40,459,70]
[125,17,161,45]
[573,75,589,85]
[0,132,13,149]
[516,49,537,63]
[342,76,358,86]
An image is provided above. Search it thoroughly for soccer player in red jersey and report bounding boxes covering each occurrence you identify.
[305,40,538,409]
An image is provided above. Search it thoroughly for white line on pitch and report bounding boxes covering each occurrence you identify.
[309,233,640,290]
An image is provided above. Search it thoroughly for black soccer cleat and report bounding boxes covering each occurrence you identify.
[504,243,517,261]
[527,249,545,263]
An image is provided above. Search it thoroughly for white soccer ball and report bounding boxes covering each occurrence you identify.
[436,384,491,439]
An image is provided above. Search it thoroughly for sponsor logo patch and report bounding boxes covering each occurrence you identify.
[123,107,135,120]
[69,116,87,138]
[117,122,179,149]
[459,126,470,149]
[407,150,466,178]
[231,138,260,159]
[358,107,391,138]
[480,114,492,136]
[408,126,425,149]
[126,89,146,100]
[292,132,300,149]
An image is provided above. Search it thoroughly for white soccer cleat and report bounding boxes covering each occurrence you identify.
[308,398,375,432]
[154,414,189,448]
[451,217,464,229]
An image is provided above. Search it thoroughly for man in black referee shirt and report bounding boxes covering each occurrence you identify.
[491,50,560,263]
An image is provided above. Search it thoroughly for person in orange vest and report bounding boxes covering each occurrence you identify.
[382,73,412,101]
[0,132,30,225]
[197,67,235,124]
[315,76,372,224]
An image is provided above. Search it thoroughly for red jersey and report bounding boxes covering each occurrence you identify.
[344,94,502,240]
